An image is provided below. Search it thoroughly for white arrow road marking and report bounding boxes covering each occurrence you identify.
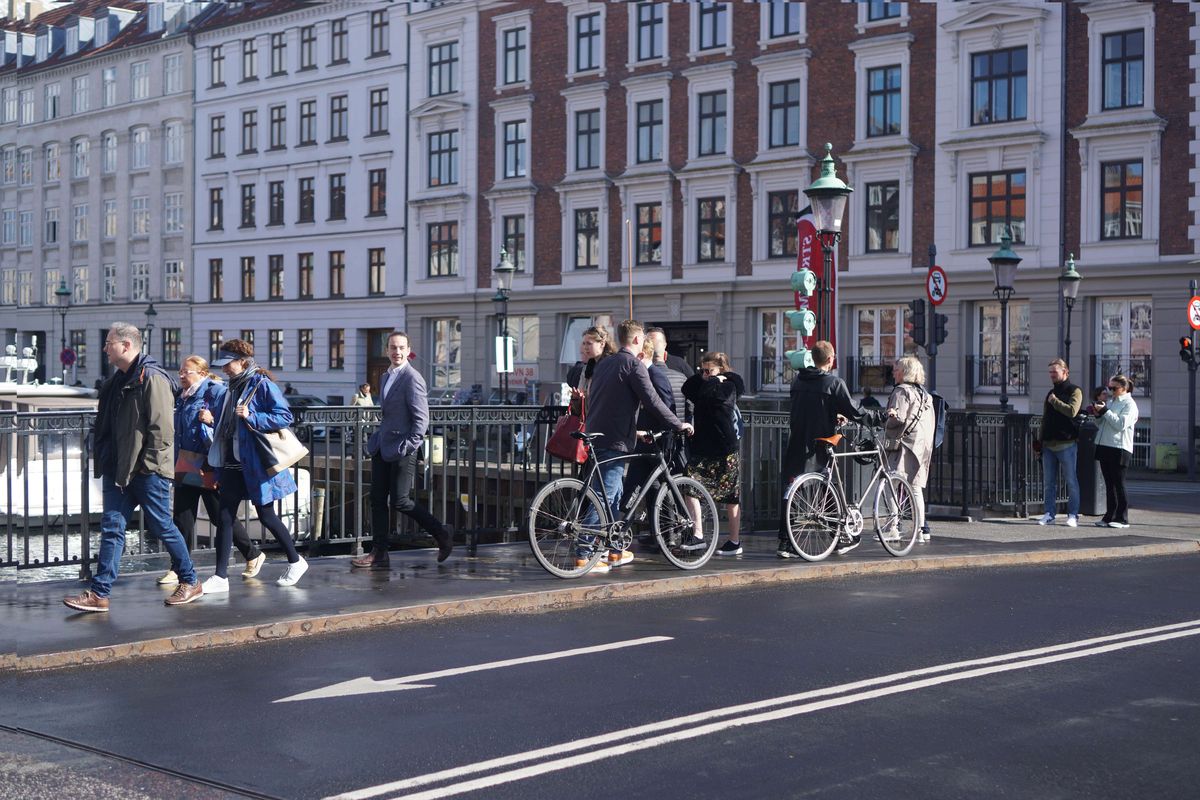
[275,636,673,703]
[328,618,1200,800]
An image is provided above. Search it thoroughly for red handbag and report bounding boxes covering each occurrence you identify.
[545,401,587,464]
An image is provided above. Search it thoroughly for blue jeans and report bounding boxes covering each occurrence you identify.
[580,448,626,556]
[93,472,196,597]
[1042,443,1080,518]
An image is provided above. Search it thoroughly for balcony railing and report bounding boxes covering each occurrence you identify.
[842,356,897,395]
[1090,354,1151,397]
[965,355,1029,397]
[747,356,796,394]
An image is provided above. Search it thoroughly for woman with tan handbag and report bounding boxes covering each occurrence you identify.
[208,339,307,588]
[159,355,265,590]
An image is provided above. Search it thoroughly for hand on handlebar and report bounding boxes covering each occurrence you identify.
[678,422,695,436]
[835,414,848,427]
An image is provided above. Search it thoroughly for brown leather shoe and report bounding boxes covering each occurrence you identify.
[164,581,203,606]
[350,549,390,570]
[435,529,453,563]
[64,590,109,613]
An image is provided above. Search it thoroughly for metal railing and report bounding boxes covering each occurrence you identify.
[842,356,898,395]
[1090,354,1151,397]
[966,355,1030,397]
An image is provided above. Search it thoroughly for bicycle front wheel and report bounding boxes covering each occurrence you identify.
[874,472,918,556]
[651,477,719,569]
[528,478,608,578]
[785,473,842,561]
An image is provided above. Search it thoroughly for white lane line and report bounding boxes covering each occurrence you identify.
[327,618,1200,800]
[276,636,673,703]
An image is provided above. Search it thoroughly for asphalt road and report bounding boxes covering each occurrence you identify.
[1,556,1198,800]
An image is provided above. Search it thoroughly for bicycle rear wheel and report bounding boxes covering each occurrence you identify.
[651,477,719,569]
[784,473,842,562]
[874,472,918,556]
[527,478,608,578]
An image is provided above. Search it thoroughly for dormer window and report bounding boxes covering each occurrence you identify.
[35,33,47,62]
[66,26,78,55]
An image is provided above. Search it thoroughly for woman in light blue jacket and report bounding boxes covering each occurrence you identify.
[1092,374,1139,528]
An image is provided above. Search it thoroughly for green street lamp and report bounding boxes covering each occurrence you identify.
[1058,253,1081,367]
[492,249,515,401]
[54,278,71,384]
[803,143,853,343]
[143,301,158,356]
[987,228,1021,412]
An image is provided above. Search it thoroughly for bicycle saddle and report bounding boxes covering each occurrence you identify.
[571,431,605,442]
[814,433,842,447]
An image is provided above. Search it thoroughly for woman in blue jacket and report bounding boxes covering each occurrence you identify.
[1092,373,1140,528]
[161,355,265,590]
[209,339,307,588]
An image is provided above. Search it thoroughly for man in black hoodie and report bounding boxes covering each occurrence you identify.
[779,340,876,557]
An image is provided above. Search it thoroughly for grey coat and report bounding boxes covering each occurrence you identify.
[884,382,935,489]
[367,365,429,462]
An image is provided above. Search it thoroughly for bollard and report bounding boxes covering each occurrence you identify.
[312,487,326,541]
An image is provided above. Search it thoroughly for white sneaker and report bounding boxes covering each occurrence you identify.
[1037,514,1054,526]
[242,552,266,578]
[578,557,610,574]
[157,570,179,585]
[1066,515,1078,528]
[201,575,229,595]
[276,557,308,586]
[920,532,931,543]
[607,550,634,567]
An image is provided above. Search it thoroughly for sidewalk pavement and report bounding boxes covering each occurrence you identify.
[2,508,1197,674]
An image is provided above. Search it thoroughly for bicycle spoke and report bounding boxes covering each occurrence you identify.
[785,474,841,561]
[528,479,607,578]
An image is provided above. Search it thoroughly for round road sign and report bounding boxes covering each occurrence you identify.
[1188,296,1200,331]
[926,265,948,306]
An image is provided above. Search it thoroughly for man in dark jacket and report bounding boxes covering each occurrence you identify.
[1037,358,1082,527]
[585,320,692,571]
[64,322,201,612]
[779,340,876,557]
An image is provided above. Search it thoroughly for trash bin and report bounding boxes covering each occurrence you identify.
[1155,443,1180,472]
[1076,420,1104,517]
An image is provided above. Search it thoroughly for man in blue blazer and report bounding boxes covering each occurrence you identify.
[351,331,452,569]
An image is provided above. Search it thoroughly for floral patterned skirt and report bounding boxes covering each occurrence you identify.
[686,452,741,505]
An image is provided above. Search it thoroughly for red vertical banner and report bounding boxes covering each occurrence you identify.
[795,209,817,350]
[827,234,838,358]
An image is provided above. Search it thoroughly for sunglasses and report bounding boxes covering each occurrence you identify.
[1106,385,1118,390]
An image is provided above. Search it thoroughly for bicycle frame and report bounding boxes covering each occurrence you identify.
[573,434,694,539]
[817,432,896,515]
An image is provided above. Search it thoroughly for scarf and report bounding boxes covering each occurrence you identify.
[213,362,259,452]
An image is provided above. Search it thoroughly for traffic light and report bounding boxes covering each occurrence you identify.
[785,348,814,369]
[785,309,817,337]
[1182,335,1196,365]
[932,312,948,346]
[791,269,817,297]
[907,298,928,349]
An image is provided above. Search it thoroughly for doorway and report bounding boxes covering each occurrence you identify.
[365,328,392,392]
[652,322,708,370]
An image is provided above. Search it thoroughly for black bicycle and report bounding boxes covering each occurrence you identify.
[527,431,719,577]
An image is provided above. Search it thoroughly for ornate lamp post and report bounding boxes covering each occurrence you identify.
[143,301,157,356]
[802,143,853,343]
[54,277,71,383]
[988,228,1021,412]
[1058,253,1081,367]
[491,249,515,402]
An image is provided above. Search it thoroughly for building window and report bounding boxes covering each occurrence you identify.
[210,45,224,86]
[865,182,900,252]
[503,121,527,178]
[164,121,183,164]
[636,202,662,265]
[853,306,915,392]
[17,148,31,185]
[429,42,458,96]
[1101,160,1143,240]
[298,177,315,222]
[99,132,116,173]
[130,262,149,302]
[328,94,348,140]
[330,18,349,64]
[163,54,182,93]
[270,32,286,76]
[298,331,314,371]
[635,2,664,61]
[969,170,1025,246]
[430,317,461,389]
[575,12,601,72]
[240,183,256,228]
[0,269,12,305]
[428,131,458,186]
[867,1,900,22]
[210,115,225,158]
[44,207,59,244]
[300,26,316,69]
[698,91,727,156]
[209,259,223,302]
[368,248,386,295]
[240,109,257,153]
[758,309,804,391]
[269,329,284,369]
[45,82,60,120]
[971,47,1027,125]
[72,75,89,113]
[768,190,798,258]
[636,99,663,163]
[866,66,900,137]
[164,260,184,301]
[298,253,314,299]
[1102,31,1144,111]
[370,9,390,56]
[131,127,149,168]
[164,193,184,234]
[328,174,346,220]
[132,61,151,99]
[209,187,224,230]
[44,142,60,183]
[102,264,117,303]
[502,215,526,272]
[575,109,600,170]
[72,203,89,241]
[1,209,13,245]
[70,329,87,368]
[19,89,33,124]
[769,1,800,38]
[208,331,222,361]
[327,251,345,298]
[268,181,284,226]
[17,211,30,247]
[769,80,800,147]
[299,99,316,145]
[502,27,526,84]
[428,221,459,277]
[268,254,284,299]
[71,138,89,179]
[0,146,11,183]
[369,87,388,135]
[101,67,117,107]
[0,89,12,123]
[269,105,286,149]
[319,327,344,374]
[241,38,258,81]
[368,169,387,215]
[575,208,600,269]
[240,257,255,300]
[241,330,256,349]
[131,196,149,236]
[698,1,727,50]
[1097,298,1152,394]
[974,300,1030,395]
[697,197,726,263]
[161,329,181,369]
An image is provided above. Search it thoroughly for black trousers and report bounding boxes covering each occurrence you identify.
[1095,445,1130,524]
[778,449,831,544]
[370,451,447,550]
[215,470,300,577]
[173,482,260,561]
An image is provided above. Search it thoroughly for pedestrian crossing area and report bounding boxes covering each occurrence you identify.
[1127,483,1197,495]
